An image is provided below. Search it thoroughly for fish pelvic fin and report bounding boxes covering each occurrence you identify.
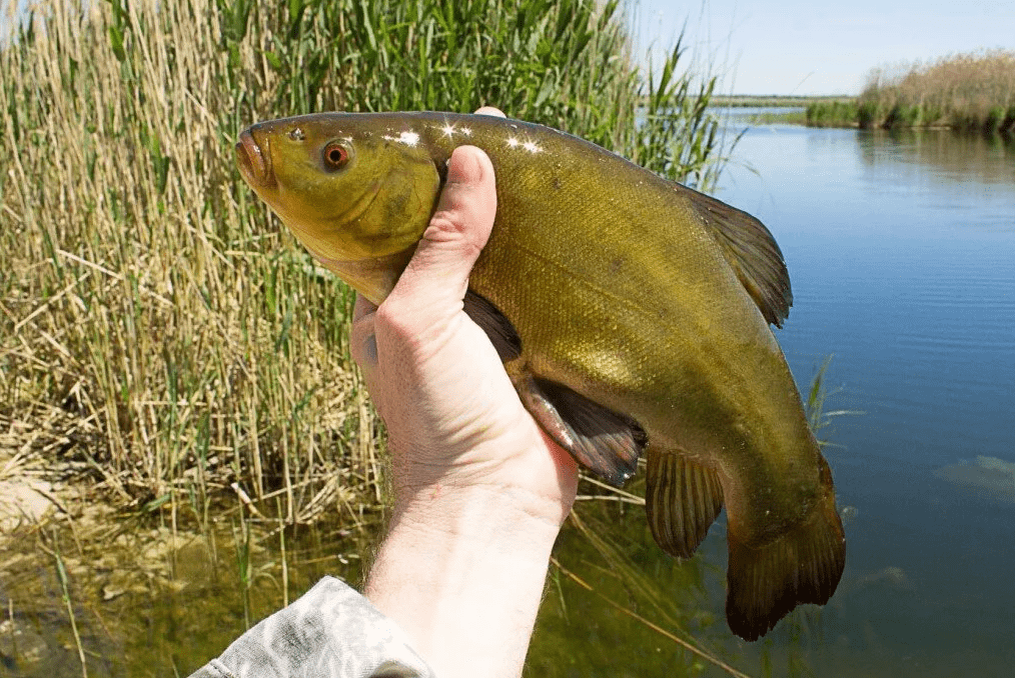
[465,291,645,486]
[515,375,646,486]
[645,448,724,558]
[725,463,846,641]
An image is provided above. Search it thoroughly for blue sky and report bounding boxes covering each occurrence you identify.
[633,0,1015,95]
[4,1,1011,96]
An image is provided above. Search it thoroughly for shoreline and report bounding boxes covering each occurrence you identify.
[713,97,1013,137]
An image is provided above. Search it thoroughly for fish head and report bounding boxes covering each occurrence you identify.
[236,114,441,303]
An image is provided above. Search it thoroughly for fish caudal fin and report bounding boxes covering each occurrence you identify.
[725,486,846,641]
[646,448,724,558]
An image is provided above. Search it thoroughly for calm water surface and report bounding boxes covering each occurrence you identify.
[708,121,1015,674]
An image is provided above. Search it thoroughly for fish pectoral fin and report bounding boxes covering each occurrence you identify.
[645,448,724,558]
[517,376,645,486]
[687,188,792,327]
[463,290,522,361]
[724,487,846,641]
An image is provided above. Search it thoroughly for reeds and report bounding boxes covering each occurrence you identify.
[805,100,859,128]
[2,0,375,525]
[1,0,728,522]
[858,49,1015,133]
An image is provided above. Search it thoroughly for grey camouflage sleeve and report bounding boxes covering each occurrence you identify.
[188,576,436,678]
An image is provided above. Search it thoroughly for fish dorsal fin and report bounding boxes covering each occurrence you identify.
[645,447,724,558]
[688,189,793,327]
[517,375,646,486]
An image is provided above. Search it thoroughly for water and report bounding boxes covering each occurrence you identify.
[715,122,1015,674]
[530,122,1015,677]
[3,122,1013,677]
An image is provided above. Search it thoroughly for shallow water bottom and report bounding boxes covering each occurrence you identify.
[3,486,1012,677]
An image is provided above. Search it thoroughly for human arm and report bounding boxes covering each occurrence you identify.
[351,113,579,678]
[188,108,574,678]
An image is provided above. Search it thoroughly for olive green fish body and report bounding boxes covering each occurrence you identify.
[236,112,845,639]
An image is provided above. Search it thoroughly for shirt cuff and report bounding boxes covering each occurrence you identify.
[188,576,435,678]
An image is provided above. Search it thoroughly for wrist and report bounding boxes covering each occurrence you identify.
[386,430,577,530]
[390,478,567,545]
[366,482,563,678]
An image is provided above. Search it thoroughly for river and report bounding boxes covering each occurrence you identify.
[723,120,1015,675]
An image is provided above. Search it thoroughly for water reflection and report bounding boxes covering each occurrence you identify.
[856,129,1015,187]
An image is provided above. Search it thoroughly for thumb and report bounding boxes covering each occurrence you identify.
[385,145,496,312]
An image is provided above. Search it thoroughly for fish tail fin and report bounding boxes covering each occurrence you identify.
[725,475,845,641]
[645,448,724,558]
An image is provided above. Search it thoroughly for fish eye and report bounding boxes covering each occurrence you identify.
[322,141,351,170]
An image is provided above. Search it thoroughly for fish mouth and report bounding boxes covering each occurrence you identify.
[236,129,274,188]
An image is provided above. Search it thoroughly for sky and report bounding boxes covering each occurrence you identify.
[4,1,1012,95]
[632,0,1015,95]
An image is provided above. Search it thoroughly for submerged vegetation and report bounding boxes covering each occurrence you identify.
[806,49,1015,134]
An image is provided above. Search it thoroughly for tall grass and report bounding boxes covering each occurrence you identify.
[858,49,1015,133]
[804,99,858,128]
[0,0,729,522]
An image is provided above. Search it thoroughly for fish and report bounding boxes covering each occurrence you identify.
[235,112,846,640]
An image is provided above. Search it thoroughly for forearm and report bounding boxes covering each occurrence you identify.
[365,481,563,678]
[357,140,575,677]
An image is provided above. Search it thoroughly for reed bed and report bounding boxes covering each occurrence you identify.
[808,49,1015,133]
[804,99,859,128]
[860,49,1015,132]
[0,0,728,524]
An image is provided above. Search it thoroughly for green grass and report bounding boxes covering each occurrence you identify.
[746,109,808,125]
[0,0,730,525]
[805,100,860,127]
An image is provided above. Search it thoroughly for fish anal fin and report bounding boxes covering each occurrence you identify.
[645,448,724,558]
[516,375,645,486]
[463,290,522,362]
[687,189,793,327]
[725,483,846,641]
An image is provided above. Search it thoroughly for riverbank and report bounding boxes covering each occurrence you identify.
[1,0,727,530]
[806,50,1015,134]
[712,94,853,108]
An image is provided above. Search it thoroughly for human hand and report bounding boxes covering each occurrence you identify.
[350,108,578,529]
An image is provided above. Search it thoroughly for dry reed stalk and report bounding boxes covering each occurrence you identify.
[860,49,1015,130]
[1,0,374,524]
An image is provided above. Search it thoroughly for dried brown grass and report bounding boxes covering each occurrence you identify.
[1,0,381,524]
[859,49,1015,131]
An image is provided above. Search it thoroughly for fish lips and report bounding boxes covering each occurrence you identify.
[236,129,274,189]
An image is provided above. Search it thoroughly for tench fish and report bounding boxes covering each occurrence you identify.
[235,112,845,640]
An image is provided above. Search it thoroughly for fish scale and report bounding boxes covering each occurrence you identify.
[236,111,845,640]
